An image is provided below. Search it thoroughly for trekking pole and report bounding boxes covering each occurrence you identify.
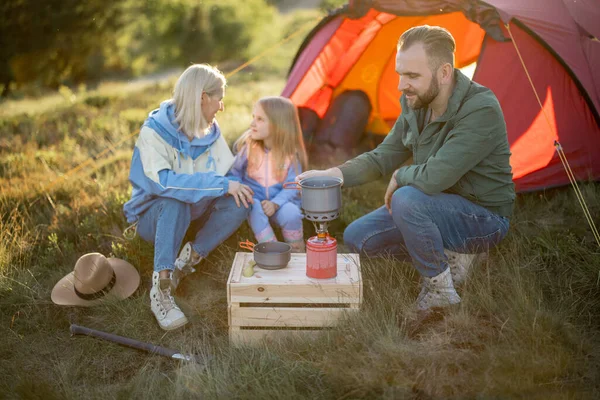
[70,324,198,362]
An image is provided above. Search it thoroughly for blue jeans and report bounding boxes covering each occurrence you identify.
[343,186,509,277]
[137,196,250,272]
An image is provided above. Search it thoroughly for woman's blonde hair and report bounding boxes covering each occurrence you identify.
[234,96,308,181]
[173,64,226,139]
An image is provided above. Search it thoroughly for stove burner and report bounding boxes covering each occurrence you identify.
[302,210,340,222]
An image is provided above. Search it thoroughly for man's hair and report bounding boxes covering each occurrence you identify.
[398,25,456,71]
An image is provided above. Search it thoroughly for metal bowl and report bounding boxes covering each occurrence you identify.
[252,242,292,270]
[239,240,292,270]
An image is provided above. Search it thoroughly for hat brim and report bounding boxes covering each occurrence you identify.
[51,258,140,307]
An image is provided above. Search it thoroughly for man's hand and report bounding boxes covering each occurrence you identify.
[227,181,254,208]
[384,170,400,213]
[261,200,278,217]
[297,167,344,182]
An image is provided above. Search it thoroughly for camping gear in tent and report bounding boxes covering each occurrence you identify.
[282,0,600,192]
[307,90,373,164]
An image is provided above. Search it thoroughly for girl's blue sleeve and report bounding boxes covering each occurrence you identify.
[271,160,302,208]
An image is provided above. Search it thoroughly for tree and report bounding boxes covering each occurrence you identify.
[0,0,123,95]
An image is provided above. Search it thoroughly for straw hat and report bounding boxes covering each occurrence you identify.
[51,253,140,306]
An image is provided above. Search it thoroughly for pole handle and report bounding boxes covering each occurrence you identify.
[70,324,179,359]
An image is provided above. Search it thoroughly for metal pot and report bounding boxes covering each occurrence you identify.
[284,176,343,217]
[239,240,291,270]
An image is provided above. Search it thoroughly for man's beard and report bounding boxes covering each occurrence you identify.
[405,76,440,110]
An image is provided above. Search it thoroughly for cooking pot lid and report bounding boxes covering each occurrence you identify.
[299,176,342,189]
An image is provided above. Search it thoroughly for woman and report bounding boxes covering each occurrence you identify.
[123,64,254,330]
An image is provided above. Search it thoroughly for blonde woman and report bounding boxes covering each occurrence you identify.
[123,64,254,330]
[229,96,308,252]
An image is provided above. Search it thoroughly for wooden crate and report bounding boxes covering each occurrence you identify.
[227,252,362,345]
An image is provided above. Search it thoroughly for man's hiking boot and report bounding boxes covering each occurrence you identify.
[416,267,461,311]
[171,242,202,291]
[444,249,485,286]
[150,272,188,330]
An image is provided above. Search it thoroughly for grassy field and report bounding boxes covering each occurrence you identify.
[2,13,600,399]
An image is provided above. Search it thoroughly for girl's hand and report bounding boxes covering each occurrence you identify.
[261,200,278,217]
[228,181,254,208]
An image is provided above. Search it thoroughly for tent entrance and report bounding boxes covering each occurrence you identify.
[290,10,485,136]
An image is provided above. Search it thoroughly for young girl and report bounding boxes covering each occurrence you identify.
[230,96,309,252]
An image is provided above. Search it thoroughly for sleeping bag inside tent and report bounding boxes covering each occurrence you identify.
[282,0,600,192]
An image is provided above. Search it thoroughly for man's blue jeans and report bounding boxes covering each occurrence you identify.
[343,186,509,277]
[137,195,250,272]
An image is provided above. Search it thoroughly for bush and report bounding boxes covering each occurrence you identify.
[1,0,277,92]
[104,0,276,77]
[320,0,347,12]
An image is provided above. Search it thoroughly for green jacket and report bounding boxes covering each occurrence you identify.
[339,70,515,217]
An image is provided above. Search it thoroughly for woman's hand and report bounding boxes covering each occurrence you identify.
[261,200,279,217]
[228,181,254,208]
[384,170,400,213]
[297,167,344,182]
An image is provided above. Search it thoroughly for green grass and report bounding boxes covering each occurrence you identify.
[1,11,600,397]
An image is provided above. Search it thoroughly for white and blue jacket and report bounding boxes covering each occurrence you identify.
[123,100,236,223]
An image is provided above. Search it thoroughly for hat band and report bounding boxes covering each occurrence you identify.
[74,272,116,301]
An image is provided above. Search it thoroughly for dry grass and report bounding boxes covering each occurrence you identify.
[1,66,600,399]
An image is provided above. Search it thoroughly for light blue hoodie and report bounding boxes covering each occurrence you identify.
[123,100,237,223]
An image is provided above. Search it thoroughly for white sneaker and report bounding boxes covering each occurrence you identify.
[416,268,461,311]
[150,272,188,331]
[171,242,201,291]
[444,249,484,285]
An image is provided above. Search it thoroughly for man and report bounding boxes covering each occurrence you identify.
[298,25,515,311]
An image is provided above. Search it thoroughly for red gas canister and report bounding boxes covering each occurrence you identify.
[306,235,337,279]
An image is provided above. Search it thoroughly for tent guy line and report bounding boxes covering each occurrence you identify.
[506,21,600,248]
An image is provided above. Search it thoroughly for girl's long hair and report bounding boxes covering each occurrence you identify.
[234,96,308,181]
[173,64,226,139]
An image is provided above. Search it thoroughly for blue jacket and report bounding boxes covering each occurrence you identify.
[123,100,235,223]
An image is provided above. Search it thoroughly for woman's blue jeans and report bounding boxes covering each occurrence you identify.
[343,186,509,277]
[136,196,250,272]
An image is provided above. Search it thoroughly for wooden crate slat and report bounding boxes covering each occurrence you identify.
[229,253,361,285]
[229,328,322,345]
[230,305,358,327]
[230,284,360,304]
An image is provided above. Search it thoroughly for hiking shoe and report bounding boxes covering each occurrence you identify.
[171,242,202,291]
[444,249,485,285]
[416,268,461,311]
[150,272,188,331]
